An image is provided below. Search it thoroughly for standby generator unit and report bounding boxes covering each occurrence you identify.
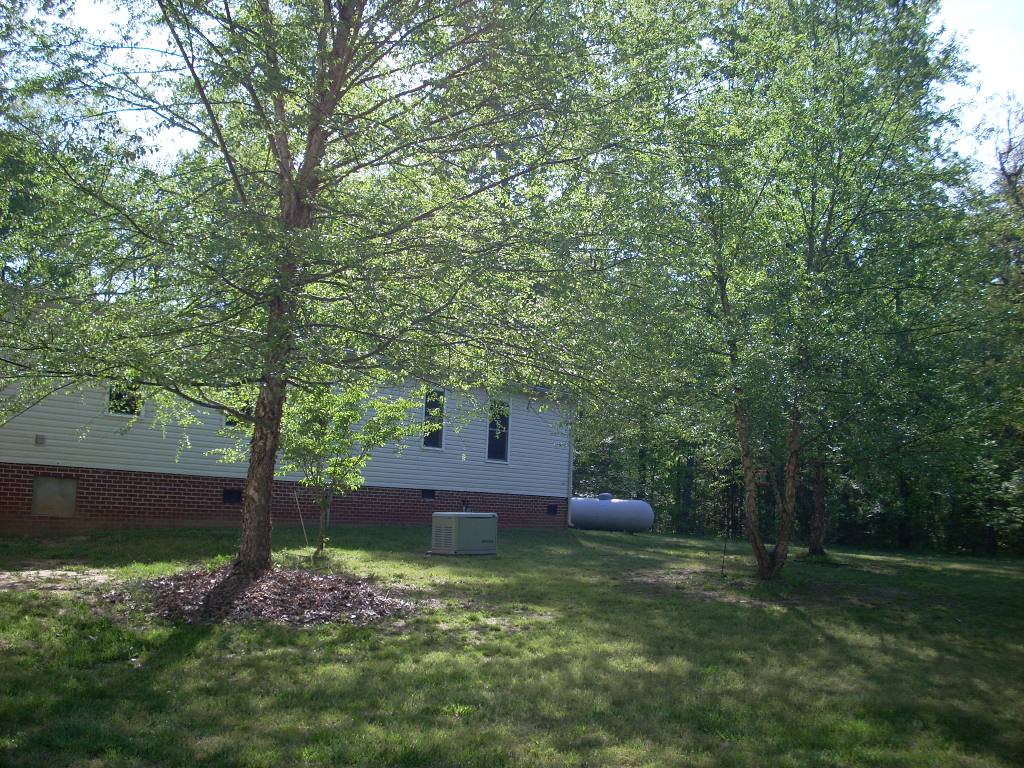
[569,493,655,533]
[430,511,498,555]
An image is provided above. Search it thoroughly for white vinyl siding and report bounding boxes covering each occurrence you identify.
[0,385,571,498]
[361,391,567,497]
[0,388,249,479]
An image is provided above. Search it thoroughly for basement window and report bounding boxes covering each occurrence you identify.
[421,489,436,500]
[223,488,243,504]
[487,399,509,462]
[423,389,444,449]
[547,504,558,516]
[108,384,142,416]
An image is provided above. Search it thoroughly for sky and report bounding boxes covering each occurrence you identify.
[933,0,1023,169]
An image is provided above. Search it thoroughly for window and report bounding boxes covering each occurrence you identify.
[108,384,142,416]
[423,389,444,449]
[487,399,510,462]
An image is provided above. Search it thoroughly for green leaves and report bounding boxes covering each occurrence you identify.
[274,381,422,496]
[569,0,1015,560]
[1,0,619,414]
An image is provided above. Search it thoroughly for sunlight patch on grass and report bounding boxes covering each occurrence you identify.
[0,528,1022,767]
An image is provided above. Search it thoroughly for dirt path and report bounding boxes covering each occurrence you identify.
[0,561,112,592]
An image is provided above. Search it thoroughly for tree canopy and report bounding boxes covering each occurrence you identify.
[1,0,1019,579]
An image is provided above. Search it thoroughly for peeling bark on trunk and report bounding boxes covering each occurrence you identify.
[808,458,828,555]
[237,375,288,574]
[736,395,801,579]
[227,250,298,582]
[164,2,366,617]
[735,393,773,576]
[200,373,288,619]
[716,260,802,579]
[772,413,801,575]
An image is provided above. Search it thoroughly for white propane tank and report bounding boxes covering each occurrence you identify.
[569,493,655,533]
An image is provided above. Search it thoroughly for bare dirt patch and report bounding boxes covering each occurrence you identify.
[478,608,556,633]
[627,568,919,609]
[0,561,112,592]
[626,568,776,607]
[110,566,415,626]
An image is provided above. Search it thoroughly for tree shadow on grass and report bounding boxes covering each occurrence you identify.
[0,528,245,571]
[2,529,1022,767]
[0,526,682,573]
[0,593,214,767]
[586,548,1024,766]
[788,600,1024,766]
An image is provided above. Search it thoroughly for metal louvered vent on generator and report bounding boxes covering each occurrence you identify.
[432,520,455,553]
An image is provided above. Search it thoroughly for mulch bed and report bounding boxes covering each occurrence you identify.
[109,566,414,627]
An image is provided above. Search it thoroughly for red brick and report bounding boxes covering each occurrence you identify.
[0,462,567,535]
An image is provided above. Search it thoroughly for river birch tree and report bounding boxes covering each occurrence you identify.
[1,0,610,591]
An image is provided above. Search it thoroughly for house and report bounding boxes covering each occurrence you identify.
[0,384,572,535]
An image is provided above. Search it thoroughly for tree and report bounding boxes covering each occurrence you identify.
[575,0,974,576]
[1,0,608,585]
[997,101,1024,214]
[272,383,422,557]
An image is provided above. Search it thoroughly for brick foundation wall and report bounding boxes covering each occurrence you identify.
[0,462,568,536]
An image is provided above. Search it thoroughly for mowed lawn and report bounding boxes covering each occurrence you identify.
[1,527,1022,768]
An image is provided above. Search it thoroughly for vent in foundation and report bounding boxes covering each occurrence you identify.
[32,477,77,517]
[223,488,243,504]
[547,504,559,516]
[421,489,436,500]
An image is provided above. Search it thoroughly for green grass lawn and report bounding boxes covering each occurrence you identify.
[1,527,1022,768]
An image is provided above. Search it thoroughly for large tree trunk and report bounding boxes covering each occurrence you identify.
[772,413,801,575]
[735,393,773,577]
[232,257,298,576]
[808,457,828,555]
[717,266,801,579]
[736,394,801,579]
[174,2,349,618]
[199,373,287,620]
[237,374,288,574]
